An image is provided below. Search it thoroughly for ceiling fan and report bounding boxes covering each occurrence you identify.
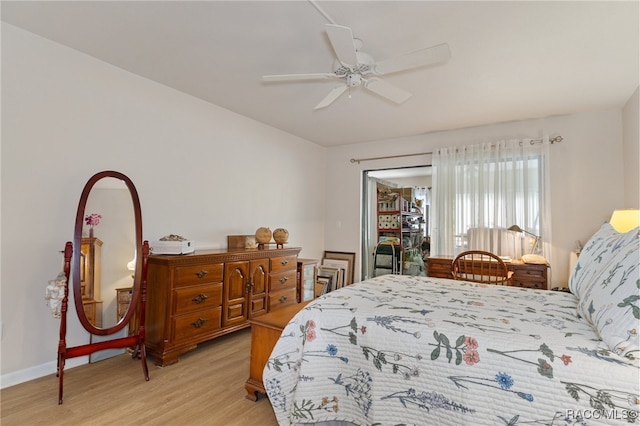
[262,23,451,110]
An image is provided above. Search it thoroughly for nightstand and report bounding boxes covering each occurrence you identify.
[508,259,548,289]
[245,301,309,401]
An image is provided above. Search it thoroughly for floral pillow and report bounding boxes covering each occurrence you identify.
[568,222,637,298]
[574,226,639,364]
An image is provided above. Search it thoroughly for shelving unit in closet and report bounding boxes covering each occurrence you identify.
[374,185,425,276]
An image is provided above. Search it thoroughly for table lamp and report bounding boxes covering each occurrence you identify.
[508,225,540,254]
[609,209,640,232]
[127,256,136,279]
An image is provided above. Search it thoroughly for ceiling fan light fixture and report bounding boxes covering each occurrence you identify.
[346,74,362,87]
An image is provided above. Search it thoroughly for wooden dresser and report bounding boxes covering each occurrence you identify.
[426,255,549,289]
[146,247,301,366]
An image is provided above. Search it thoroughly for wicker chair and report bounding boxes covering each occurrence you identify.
[451,250,513,285]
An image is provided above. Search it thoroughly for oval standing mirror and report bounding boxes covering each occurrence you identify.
[57,170,149,404]
[72,171,143,335]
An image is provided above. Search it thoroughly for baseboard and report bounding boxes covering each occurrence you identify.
[1,356,87,389]
[2,328,130,389]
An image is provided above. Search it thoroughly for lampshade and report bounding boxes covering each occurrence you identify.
[609,209,640,232]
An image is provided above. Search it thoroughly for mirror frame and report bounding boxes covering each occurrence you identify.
[72,170,143,336]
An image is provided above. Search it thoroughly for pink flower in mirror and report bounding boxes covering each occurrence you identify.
[85,213,102,237]
[85,213,102,226]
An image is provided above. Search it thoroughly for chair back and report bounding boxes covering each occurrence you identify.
[451,250,512,285]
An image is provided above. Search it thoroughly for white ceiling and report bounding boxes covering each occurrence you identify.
[2,1,638,147]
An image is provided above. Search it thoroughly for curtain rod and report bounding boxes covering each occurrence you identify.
[349,135,563,164]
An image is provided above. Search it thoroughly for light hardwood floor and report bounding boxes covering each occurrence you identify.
[1,328,279,425]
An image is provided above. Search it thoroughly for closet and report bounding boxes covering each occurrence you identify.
[363,167,431,279]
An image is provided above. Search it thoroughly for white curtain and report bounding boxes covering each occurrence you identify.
[413,186,430,204]
[430,138,552,259]
[413,186,430,236]
[466,226,536,259]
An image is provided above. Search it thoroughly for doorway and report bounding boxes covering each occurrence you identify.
[361,166,432,280]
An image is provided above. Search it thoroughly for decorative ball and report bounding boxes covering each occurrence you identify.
[273,228,289,245]
[255,227,272,244]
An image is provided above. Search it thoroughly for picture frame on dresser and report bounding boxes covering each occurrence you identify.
[323,251,355,285]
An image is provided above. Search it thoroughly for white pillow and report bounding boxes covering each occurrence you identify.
[568,222,637,297]
[576,234,639,364]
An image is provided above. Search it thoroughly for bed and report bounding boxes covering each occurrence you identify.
[263,223,639,425]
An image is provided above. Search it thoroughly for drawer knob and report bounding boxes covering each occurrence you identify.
[196,270,209,279]
[279,276,288,284]
[280,259,289,266]
[278,295,288,303]
[192,318,208,328]
[192,293,208,304]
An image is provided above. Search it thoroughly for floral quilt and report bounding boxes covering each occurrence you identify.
[264,275,639,425]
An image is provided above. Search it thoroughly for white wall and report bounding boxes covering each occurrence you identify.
[622,87,639,208]
[1,24,326,386]
[324,109,630,287]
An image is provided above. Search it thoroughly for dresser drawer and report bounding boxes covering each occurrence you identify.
[269,269,297,292]
[511,279,545,289]
[174,263,223,287]
[173,307,222,342]
[509,263,547,289]
[512,268,546,280]
[268,288,297,311]
[117,289,133,304]
[173,283,223,315]
[270,255,296,273]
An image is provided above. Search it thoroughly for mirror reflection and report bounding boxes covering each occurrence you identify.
[81,177,135,329]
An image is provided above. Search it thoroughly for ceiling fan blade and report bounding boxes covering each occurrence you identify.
[314,85,348,110]
[364,78,412,104]
[325,24,358,67]
[263,73,336,82]
[374,43,451,75]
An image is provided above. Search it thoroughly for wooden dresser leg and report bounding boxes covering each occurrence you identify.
[244,383,261,401]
